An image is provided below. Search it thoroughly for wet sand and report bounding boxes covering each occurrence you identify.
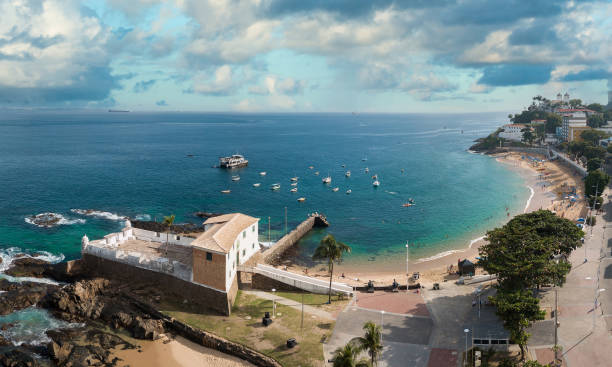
[275,152,587,286]
[113,335,254,367]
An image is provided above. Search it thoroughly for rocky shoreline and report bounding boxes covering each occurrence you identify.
[0,258,171,367]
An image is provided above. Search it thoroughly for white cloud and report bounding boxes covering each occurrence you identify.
[248,76,305,95]
[191,65,235,95]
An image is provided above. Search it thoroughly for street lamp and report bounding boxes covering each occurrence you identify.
[381,311,385,346]
[272,288,277,318]
[593,288,606,331]
[405,242,410,293]
[464,328,470,367]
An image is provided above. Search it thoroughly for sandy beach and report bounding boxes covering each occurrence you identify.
[113,335,254,367]
[274,152,588,287]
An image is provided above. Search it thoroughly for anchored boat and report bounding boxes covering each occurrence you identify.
[221,190,231,194]
[219,154,248,169]
[271,183,281,190]
[232,175,240,181]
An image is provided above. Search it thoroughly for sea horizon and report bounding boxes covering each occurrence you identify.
[0,110,529,268]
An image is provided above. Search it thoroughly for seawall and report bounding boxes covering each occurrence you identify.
[261,214,329,265]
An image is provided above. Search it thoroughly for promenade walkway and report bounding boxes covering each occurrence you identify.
[528,187,612,366]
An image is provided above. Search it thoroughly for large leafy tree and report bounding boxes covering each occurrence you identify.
[521,128,535,145]
[585,170,610,197]
[581,129,609,146]
[587,114,605,128]
[332,343,371,367]
[587,158,603,172]
[545,114,562,134]
[490,289,545,361]
[479,210,583,289]
[312,234,351,304]
[352,321,383,367]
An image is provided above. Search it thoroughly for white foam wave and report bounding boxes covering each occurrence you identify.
[24,213,85,228]
[469,236,485,248]
[71,209,127,221]
[0,307,82,346]
[135,214,151,221]
[0,247,65,273]
[524,186,535,213]
[416,249,464,263]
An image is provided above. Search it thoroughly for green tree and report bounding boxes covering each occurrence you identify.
[521,128,535,145]
[313,234,351,304]
[587,114,605,128]
[583,145,606,160]
[607,145,612,154]
[587,158,603,172]
[478,210,583,290]
[490,289,545,360]
[568,141,586,158]
[162,214,175,247]
[352,321,383,367]
[580,129,609,145]
[545,113,562,134]
[332,343,371,367]
[587,103,605,113]
[588,196,603,209]
[585,170,610,196]
[569,99,582,108]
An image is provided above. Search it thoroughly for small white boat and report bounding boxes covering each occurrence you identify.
[364,167,369,173]
[373,180,380,187]
[322,176,332,184]
[260,172,267,176]
[271,183,281,190]
[314,171,320,176]
[290,188,298,193]
[332,187,339,192]
[345,171,351,177]
[253,183,261,187]
[232,175,240,181]
[297,197,306,202]
[346,189,352,194]
[221,190,231,194]
[362,156,367,162]
[291,177,299,182]
[309,166,314,169]
[291,182,298,186]
[341,164,346,168]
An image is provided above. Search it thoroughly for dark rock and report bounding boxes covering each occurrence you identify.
[0,335,13,347]
[47,340,73,364]
[193,212,224,219]
[131,220,205,234]
[0,282,57,315]
[1,322,16,330]
[12,258,49,267]
[130,317,164,340]
[40,278,109,321]
[0,348,41,367]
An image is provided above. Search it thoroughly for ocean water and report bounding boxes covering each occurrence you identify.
[0,111,529,269]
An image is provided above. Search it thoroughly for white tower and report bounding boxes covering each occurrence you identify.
[564,92,570,102]
[81,234,90,251]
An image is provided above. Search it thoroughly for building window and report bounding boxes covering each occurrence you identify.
[206,252,212,261]
[242,249,245,257]
[176,235,180,240]
[252,226,255,232]
[243,231,246,238]
[252,243,255,249]
[156,232,160,237]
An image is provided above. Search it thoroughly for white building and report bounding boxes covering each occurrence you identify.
[499,124,526,141]
[81,213,260,313]
[560,110,588,142]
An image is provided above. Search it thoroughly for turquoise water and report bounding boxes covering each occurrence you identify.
[0,111,529,268]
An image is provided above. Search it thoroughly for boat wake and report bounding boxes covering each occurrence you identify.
[24,213,85,228]
[71,209,127,221]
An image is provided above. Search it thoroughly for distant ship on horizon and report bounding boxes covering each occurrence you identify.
[108,109,130,113]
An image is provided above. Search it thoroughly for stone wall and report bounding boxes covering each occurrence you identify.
[81,254,232,316]
[251,273,304,292]
[127,297,282,367]
[261,216,315,264]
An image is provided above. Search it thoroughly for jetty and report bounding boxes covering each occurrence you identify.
[261,213,329,264]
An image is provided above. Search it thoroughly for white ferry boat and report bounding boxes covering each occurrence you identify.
[219,154,248,169]
[322,176,332,184]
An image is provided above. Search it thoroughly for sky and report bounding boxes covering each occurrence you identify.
[1,0,611,113]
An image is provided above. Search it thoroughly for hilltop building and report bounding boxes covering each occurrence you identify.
[81,213,260,315]
[499,124,527,141]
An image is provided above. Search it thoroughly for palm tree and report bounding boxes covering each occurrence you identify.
[332,343,371,367]
[352,321,383,366]
[162,214,175,255]
[312,234,351,304]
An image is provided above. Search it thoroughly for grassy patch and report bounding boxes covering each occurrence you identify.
[160,291,334,367]
[272,291,350,314]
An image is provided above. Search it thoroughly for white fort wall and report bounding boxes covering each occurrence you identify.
[83,224,193,282]
[225,222,259,292]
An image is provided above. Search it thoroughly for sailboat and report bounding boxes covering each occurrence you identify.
[291,177,299,182]
[232,175,240,181]
[270,183,281,190]
[364,167,369,173]
[362,155,367,162]
[332,187,339,192]
[297,197,306,202]
[290,187,298,193]
[260,172,267,176]
[221,190,231,194]
[345,170,351,177]
[373,180,380,187]
[291,182,298,186]
[253,183,261,187]
[322,175,332,184]
[346,189,352,194]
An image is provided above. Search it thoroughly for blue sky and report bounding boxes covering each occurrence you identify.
[1,0,611,112]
